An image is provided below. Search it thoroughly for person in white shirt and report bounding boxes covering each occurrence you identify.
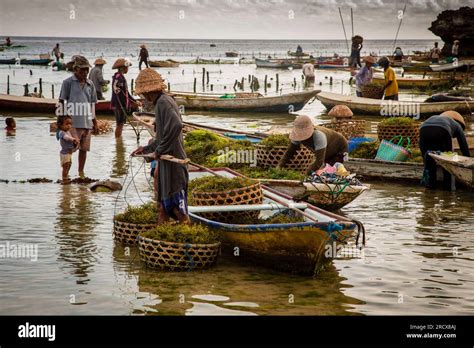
[302,61,315,87]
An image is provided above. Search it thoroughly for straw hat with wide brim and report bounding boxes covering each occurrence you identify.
[289,115,315,142]
[112,58,132,69]
[363,56,376,64]
[328,105,354,118]
[94,58,106,65]
[135,68,167,95]
[441,111,466,130]
[68,55,91,69]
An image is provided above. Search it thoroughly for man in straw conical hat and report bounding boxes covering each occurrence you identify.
[131,68,190,225]
[139,44,149,70]
[111,57,138,138]
[419,110,470,190]
[88,58,109,100]
[277,115,348,175]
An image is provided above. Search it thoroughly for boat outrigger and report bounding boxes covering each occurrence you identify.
[188,167,362,275]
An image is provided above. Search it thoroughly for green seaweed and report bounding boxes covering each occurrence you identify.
[114,202,157,224]
[349,141,380,159]
[259,134,291,149]
[140,223,220,244]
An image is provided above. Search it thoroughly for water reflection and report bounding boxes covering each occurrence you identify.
[133,257,362,315]
[55,185,100,284]
[111,137,127,178]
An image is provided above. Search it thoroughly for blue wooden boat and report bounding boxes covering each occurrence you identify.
[188,167,361,275]
[0,58,52,66]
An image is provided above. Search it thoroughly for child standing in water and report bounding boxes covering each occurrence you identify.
[5,117,16,135]
[57,115,79,184]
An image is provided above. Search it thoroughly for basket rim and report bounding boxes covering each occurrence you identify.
[377,123,420,128]
[113,217,157,226]
[192,181,262,197]
[138,235,221,248]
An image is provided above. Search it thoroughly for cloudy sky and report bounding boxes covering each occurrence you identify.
[0,0,470,39]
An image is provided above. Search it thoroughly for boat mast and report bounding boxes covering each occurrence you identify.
[392,0,409,53]
[338,7,350,54]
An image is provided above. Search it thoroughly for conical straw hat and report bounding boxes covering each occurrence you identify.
[135,68,167,94]
[441,111,466,130]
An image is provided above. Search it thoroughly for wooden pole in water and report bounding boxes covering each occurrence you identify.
[264,75,268,93]
[131,79,134,94]
[24,83,29,96]
[206,71,209,85]
[168,82,170,91]
[276,73,279,91]
[39,78,42,96]
[202,68,205,87]
[193,78,197,93]
[51,84,54,99]
[7,75,9,95]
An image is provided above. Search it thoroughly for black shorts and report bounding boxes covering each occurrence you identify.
[114,107,127,125]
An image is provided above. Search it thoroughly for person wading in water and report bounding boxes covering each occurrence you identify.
[111,58,139,138]
[131,68,190,225]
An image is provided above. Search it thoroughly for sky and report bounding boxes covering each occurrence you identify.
[0,0,471,40]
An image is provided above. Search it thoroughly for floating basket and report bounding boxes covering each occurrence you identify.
[321,120,366,140]
[377,123,420,147]
[361,84,384,99]
[192,183,263,223]
[138,236,220,271]
[113,219,156,245]
[256,144,315,174]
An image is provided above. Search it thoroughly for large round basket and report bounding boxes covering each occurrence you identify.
[321,120,366,140]
[138,236,220,271]
[113,219,156,245]
[377,123,420,147]
[361,84,384,99]
[256,144,315,174]
[192,183,263,224]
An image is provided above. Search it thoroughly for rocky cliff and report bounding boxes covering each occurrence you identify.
[429,6,474,57]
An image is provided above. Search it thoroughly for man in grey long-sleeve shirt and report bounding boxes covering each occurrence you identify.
[131,68,189,225]
[88,58,110,100]
[419,111,470,190]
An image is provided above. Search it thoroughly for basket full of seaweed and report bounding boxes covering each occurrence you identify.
[377,117,420,147]
[138,223,220,271]
[256,134,315,174]
[189,176,263,224]
[361,83,384,99]
[113,202,157,245]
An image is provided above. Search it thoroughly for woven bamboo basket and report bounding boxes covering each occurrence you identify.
[321,120,366,140]
[377,123,420,147]
[138,236,220,271]
[256,144,315,174]
[113,219,156,245]
[361,84,384,99]
[192,183,263,223]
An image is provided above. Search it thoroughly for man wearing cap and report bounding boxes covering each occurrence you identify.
[355,56,375,97]
[131,68,190,225]
[419,111,470,190]
[278,115,348,175]
[59,55,98,179]
[88,58,110,100]
[139,44,149,70]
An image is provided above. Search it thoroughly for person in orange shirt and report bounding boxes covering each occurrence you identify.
[378,56,399,101]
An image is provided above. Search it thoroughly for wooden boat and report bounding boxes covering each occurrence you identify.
[316,91,474,118]
[225,51,239,57]
[0,94,113,114]
[317,64,350,70]
[371,74,458,89]
[255,58,293,69]
[430,60,474,73]
[429,153,474,188]
[188,167,360,275]
[149,59,179,68]
[172,89,320,113]
[0,58,52,66]
[288,50,310,58]
[257,178,370,211]
[345,157,425,181]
